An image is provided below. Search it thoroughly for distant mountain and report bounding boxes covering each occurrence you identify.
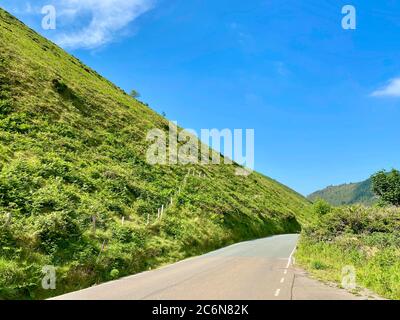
[308,178,377,206]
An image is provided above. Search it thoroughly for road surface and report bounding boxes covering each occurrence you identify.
[53,234,365,300]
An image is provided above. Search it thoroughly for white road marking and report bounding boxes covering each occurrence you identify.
[286,246,297,269]
[275,245,294,299]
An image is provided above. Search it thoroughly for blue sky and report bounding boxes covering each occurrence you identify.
[2,0,400,195]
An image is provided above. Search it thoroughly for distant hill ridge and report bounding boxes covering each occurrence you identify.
[308,178,377,206]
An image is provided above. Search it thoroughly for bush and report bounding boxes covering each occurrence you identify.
[311,260,327,270]
[312,199,332,216]
[305,205,400,240]
[52,79,68,95]
[35,212,80,255]
[129,90,140,99]
[0,99,13,117]
[109,269,119,279]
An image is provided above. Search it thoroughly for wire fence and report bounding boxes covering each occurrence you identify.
[147,168,208,225]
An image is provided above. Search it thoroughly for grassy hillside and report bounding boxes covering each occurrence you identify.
[0,9,310,299]
[308,179,377,206]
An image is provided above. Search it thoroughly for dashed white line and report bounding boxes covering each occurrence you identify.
[273,244,296,298]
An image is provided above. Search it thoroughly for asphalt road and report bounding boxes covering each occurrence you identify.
[53,234,364,300]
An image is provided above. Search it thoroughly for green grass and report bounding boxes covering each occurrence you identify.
[0,9,310,299]
[296,205,400,300]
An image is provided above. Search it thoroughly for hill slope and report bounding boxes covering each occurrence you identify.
[308,179,377,206]
[0,9,309,299]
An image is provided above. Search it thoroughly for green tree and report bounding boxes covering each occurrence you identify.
[371,169,400,206]
[312,199,332,215]
[130,89,140,99]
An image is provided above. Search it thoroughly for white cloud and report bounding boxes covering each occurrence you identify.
[371,78,400,97]
[52,0,155,49]
[6,1,35,15]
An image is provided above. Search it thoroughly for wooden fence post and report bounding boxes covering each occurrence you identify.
[92,215,97,236]
[5,212,11,226]
[96,240,107,262]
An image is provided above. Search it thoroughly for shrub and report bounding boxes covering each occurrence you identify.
[312,199,332,216]
[129,90,140,99]
[307,205,400,239]
[35,212,80,255]
[52,79,68,95]
[0,99,13,117]
[311,260,327,270]
[109,269,119,279]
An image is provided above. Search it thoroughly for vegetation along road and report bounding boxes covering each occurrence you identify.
[53,234,365,300]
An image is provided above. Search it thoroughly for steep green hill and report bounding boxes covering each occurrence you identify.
[308,179,377,206]
[0,8,309,299]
